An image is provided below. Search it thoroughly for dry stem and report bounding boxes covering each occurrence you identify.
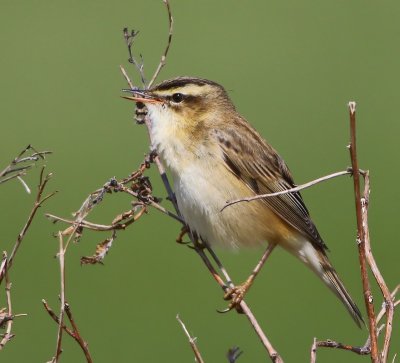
[310,103,397,363]
[53,233,65,362]
[148,0,173,88]
[361,172,395,362]
[0,145,51,187]
[0,255,14,349]
[311,285,400,362]
[0,167,57,284]
[176,315,205,363]
[348,102,379,362]
[223,169,353,211]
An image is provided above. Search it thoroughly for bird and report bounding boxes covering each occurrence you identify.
[123,76,363,327]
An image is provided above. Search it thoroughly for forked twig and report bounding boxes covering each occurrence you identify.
[311,285,400,362]
[64,303,92,362]
[44,231,93,363]
[311,103,397,362]
[361,172,394,362]
[176,315,205,363]
[0,145,51,188]
[0,167,56,284]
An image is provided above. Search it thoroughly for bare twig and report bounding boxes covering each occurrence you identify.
[0,254,14,349]
[42,300,75,337]
[310,338,317,363]
[222,169,352,211]
[53,232,66,363]
[42,300,92,362]
[0,167,56,284]
[65,303,92,363]
[361,172,394,362]
[311,103,396,362]
[348,102,379,362]
[0,145,51,188]
[176,315,205,363]
[120,64,134,90]
[148,0,174,88]
[123,28,146,87]
[311,285,400,361]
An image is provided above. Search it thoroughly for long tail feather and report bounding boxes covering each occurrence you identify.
[318,252,364,328]
[287,240,364,327]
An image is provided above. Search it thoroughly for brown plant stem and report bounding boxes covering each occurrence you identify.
[223,169,353,211]
[42,300,93,363]
[53,233,66,362]
[311,285,399,362]
[348,101,379,362]
[0,168,56,284]
[65,303,92,363]
[148,0,173,88]
[361,172,394,362]
[176,315,205,363]
[0,255,14,349]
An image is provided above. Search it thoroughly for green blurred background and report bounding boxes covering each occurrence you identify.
[1,1,398,362]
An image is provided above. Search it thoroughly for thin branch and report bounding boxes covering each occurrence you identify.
[42,300,92,362]
[241,300,283,362]
[0,168,56,284]
[0,145,51,188]
[176,315,205,363]
[123,28,146,87]
[310,338,317,363]
[42,300,75,337]
[65,303,92,363]
[348,102,379,362]
[361,171,395,362]
[120,64,134,90]
[311,284,400,361]
[0,254,14,349]
[148,0,174,88]
[52,232,66,362]
[222,169,352,211]
[317,339,371,355]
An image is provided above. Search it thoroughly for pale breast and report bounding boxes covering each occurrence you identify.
[171,159,282,249]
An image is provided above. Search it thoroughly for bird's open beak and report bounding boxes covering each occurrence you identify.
[121,89,164,104]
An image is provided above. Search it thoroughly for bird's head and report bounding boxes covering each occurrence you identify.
[123,76,235,132]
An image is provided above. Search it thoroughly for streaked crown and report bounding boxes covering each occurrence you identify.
[149,77,235,113]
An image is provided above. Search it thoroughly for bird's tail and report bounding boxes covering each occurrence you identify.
[292,241,364,327]
[318,251,364,327]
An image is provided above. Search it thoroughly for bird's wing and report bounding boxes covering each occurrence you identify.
[215,121,327,250]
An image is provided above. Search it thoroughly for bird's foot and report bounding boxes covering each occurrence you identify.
[220,279,253,314]
[176,225,190,245]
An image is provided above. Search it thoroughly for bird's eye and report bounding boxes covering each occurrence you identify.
[171,93,184,103]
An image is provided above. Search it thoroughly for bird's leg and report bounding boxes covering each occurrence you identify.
[222,243,277,313]
[176,225,190,244]
[176,227,208,250]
